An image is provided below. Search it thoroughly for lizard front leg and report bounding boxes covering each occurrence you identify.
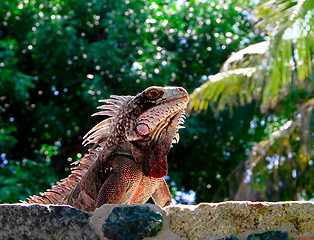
[151,178,172,207]
[96,156,142,208]
[129,176,172,207]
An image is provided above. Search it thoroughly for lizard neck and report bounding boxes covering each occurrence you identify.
[109,140,133,158]
[97,110,133,162]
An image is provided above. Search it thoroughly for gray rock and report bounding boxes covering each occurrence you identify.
[1,201,313,240]
[102,205,163,240]
[0,204,98,240]
[216,236,239,240]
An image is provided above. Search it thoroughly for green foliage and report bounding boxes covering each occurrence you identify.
[169,103,261,203]
[0,156,57,203]
[0,0,261,203]
[189,0,313,112]
[221,98,314,201]
[0,39,35,101]
[188,0,313,201]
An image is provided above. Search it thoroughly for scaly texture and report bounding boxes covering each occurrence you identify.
[24,86,189,211]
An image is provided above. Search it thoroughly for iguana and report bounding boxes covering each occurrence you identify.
[24,86,189,212]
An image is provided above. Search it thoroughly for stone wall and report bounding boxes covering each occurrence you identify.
[0,201,313,240]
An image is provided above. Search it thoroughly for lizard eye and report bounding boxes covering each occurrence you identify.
[146,89,162,100]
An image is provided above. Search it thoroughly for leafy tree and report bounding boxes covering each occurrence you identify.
[189,0,313,201]
[0,0,261,203]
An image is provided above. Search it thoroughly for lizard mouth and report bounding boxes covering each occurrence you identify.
[153,95,188,109]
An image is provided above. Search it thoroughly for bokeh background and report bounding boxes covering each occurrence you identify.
[0,0,313,204]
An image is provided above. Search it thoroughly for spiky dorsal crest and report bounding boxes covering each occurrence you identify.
[172,112,187,144]
[82,95,132,147]
[24,154,96,205]
[24,94,132,205]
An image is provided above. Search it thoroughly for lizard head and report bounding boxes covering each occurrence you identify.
[126,86,189,178]
[83,86,188,179]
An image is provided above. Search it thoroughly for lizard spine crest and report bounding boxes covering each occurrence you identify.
[25,95,132,205]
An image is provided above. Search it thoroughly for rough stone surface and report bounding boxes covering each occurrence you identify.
[217,236,239,240]
[247,230,288,239]
[166,201,314,240]
[0,203,98,240]
[89,203,182,240]
[0,201,313,240]
[102,205,162,240]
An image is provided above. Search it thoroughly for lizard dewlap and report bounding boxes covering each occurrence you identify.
[23,86,189,211]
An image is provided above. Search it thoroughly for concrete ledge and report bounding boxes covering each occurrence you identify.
[0,201,313,240]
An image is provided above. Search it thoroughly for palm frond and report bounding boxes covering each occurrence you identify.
[189,0,313,112]
[189,41,269,111]
[255,0,312,38]
[189,67,257,111]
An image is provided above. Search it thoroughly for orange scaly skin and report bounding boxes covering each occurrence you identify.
[24,86,189,212]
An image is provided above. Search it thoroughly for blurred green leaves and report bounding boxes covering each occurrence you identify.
[189,0,313,201]
[0,157,57,203]
[189,0,313,112]
[0,0,271,203]
[221,98,314,201]
[0,39,35,101]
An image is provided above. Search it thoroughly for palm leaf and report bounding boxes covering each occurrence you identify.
[189,41,269,111]
[189,0,313,112]
[189,0,313,201]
